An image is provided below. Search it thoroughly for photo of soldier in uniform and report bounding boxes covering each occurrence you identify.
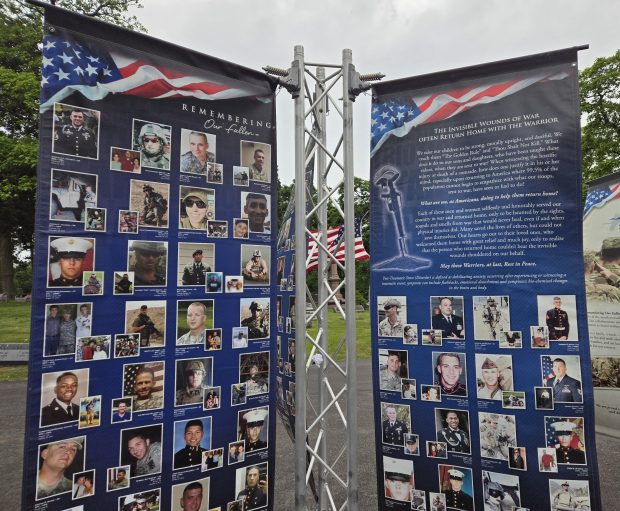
[233,166,249,186]
[173,417,212,470]
[177,242,214,286]
[122,362,165,412]
[377,296,407,337]
[431,296,465,339]
[84,207,106,232]
[433,351,468,397]
[132,119,171,170]
[234,462,268,510]
[473,295,510,340]
[478,412,517,461]
[180,129,215,175]
[240,297,270,340]
[535,386,554,410]
[232,383,247,406]
[82,271,103,296]
[176,300,214,345]
[537,295,578,341]
[475,354,513,400]
[239,352,269,396]
[378,349,409,392]
[39,368,89,428]
[241,192,271,234]
[541,355,583,403]
[48,236,95,288]
[548,479,591,511]
[241,141,271,184]
[438,465,474,511]
[129,179,169,228]
[435,409,471,455]
[208,162,224,184]
[380,402,411,446]
[127,240,168,287]
[241,245,270,285]
[175,358,214,407]
[106,465,131,491]
[422,328,442,346]
[382,456,414,503]
[36,436,86,500]
[544,417,587,465]
[110,148,141,173]
[114,272,134,295]
[52,103,99,159]
[125,301,166,348]
[171,477,210,511]
[180,186,215,230]
[531,325,549,348]
[403,324,418,344]
[482,470,522,510]
[119,424,163,478]
[237,407,269,452]
[78,395,101,429]
[118,210,139,234]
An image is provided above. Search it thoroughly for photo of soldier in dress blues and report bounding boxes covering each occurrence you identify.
[537,295,578,341]
[52,103,99,159]
[380,402,411,446]
[544,417,587,465]
[172,417,212,470]
[435,409,471,455]
[431,296,465,339]
[234,462,268,510]
[438,465,474,511]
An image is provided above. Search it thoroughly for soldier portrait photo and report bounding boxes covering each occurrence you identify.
[50,169,98,222]
[239,352,270,396]
[234,462,268,510]
[548,479,591,511]
[472,295,510,340]
[383,456,414,503]
[176,300,214,345]
[106,465,131,492]
[177,242,214,286]
[125,300,166,348]
[36,436,86,500]
[537,295,578,341]
[544,417,587,465]
[435,408,471,455]
[438,465,474,511]
[237,407,269,452]
[377,296,407,337]
[180,129,215,175]
[114,272,134,295]
[378,349,409,392]
[180,186,215,230]
[118,210,139,234]
[380,402,411,446]
[110,147,141,173]
[240,297,270,340]
[129,179,169,228]
[241,244,271,286]
[474,354,513,400]
[403,323,418,345]
[171,477,210,511]
[422,328,443,346]
[52,103,99,159]
[39,368,89,428]
[48,236,95,288]
[431,296,465,339]
[482,470,522,510]
[241,191,272,234]
[240,141,271,184]
[541,355,583,403]
[127,240,168,287]
[122,362,165,412]
[478,412,517,461]
[132,119,171,170]
[119,424,163,478]
[175,358,214,407]
[173,417,212,470]
[433,351,468,397]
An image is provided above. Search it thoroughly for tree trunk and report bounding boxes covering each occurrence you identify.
[0,230,16,298]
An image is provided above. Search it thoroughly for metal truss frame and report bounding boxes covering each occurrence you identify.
[266,46,381,511]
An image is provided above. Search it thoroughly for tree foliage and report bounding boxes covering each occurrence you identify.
[580,50,620,186]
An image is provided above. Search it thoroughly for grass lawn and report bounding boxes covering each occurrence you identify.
[0,301,31,343]
[307,308,371,360]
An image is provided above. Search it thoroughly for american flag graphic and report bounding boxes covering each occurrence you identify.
[123,362,165,396]
[370,71,568,157]
[541,356,556,385]
[39,32,269,112]
[583,181,620,218]
[306,218,369,271]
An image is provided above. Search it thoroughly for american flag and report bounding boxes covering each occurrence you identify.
[584,181,620,218]
[306,218,369,271]
[39,31,269,112]
[370,71,568,157]
[123,362,165,396]
[541,356,556,385]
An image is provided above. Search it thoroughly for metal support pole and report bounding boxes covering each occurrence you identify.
[293,44,307,511]
[342,48,358,510]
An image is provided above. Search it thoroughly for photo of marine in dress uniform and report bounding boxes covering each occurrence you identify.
[537,295,578,341]
[383,456,414,503]
[380,402,411,446]
[234,462,268,510]
[172,417,212,470]
[52,103,99,159]
[544,417,587,465]
[48,236,95,288]
[132,119,171,170]
[237,407,269,452]
[438,465,474,511]
[377,296,407,337]
[473,295,510,340]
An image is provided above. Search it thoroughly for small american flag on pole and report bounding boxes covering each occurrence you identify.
[306,218,369,271]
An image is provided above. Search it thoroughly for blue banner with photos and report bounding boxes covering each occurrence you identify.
[370,48,601,511]
[22,5,278,511]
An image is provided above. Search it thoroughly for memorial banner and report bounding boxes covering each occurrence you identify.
[370,48,601,511]
[22,5,278,511]
[584,171,620,439]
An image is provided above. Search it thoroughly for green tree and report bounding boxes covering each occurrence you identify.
[0,0,145,297]
[580,50,620,191]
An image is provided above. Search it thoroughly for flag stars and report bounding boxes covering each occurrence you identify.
[59,52,74,65]
[102,67,112,77]
[42,56,54,68]
[396,111,405,120]
[53,68,70,81]
[378,123,387,131]
[87,55,100,63]
[43,40,56,50]
[85,63,99,76]
[74,66,85,76]
[380,111,389,119]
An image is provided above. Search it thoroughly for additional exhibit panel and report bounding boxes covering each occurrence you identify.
[22,3,277,510]
[370,47,601,511]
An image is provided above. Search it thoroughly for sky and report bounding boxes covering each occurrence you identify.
[130,0,619,184]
